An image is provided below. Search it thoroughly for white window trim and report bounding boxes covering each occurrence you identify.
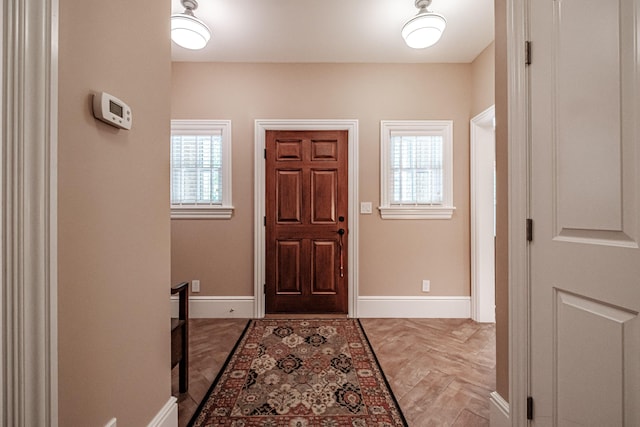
[379,120,455,220]
[171,120,234,219]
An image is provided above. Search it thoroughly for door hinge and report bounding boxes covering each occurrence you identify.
[263,284,266,294]
[264,148,267,159]
[525,41,532,66]
[264,216,266,226]
[527,396,534,420]
[526,218,533,242]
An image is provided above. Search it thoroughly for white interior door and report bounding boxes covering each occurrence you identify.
[529,0,640,424]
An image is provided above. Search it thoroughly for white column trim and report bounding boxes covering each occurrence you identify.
[254,120,359,318]
[1,0,59,425]
[507,0,530,424]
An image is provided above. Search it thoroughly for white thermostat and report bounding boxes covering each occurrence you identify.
[92,91,132,130]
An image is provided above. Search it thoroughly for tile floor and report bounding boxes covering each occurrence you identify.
[172,318,495,427]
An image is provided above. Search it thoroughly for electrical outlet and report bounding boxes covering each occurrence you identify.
[192,280,200,293]
[422,280,430,292]
[105,418,117,427]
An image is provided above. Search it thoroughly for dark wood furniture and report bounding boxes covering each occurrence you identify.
[171,281,189,393]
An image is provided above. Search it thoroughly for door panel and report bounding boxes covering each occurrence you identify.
[554,0,627,236]
[276,138,303,160]
[530,0,640,424]
[276,170,302,223]
[555,290,638,426]
[311,139,338,160]
[275,240,302,294]
[311,170,337,223]
[311,240,337,293]
[266,130,348,314]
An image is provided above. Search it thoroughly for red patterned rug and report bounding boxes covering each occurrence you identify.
[188,318,407,427]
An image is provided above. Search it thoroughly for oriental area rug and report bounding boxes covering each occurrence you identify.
[188,318,408,427]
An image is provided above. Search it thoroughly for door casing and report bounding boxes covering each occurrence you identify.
[2,0,59,424]
[13,0,529,418]
[507,0,534,423]
[470,105,496,323]
[254,119,359,318]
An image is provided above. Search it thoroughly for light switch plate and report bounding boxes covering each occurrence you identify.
[192,280,200,293]
[360,202,372,214]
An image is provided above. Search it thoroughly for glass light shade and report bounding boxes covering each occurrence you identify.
[171,14,211,50]
[402,12,446,49]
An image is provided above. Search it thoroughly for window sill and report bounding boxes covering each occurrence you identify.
[378,206,456,220]
[171,206,234,220]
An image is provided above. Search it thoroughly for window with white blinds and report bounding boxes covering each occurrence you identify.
[170,120,233,219]
[390,134,443,205]
[380,120,455,219]
[172,133,224,204]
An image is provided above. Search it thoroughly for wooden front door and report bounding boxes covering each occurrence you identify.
[265,130,348,314]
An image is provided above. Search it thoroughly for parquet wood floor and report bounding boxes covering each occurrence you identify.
[172,318,495,427]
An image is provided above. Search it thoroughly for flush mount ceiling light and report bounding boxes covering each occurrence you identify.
[402,0,446,49]
[171,0,211,50]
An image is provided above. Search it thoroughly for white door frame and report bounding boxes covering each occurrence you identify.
[2,0,59,425]
[253,119,359,318]
[470,105,496,323]
[506,0,530,423]
[9,0,527,421]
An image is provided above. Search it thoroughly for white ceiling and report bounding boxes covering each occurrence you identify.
[170,0,495,63]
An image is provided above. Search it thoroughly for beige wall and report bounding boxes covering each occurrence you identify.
[494,0,510,400]
[471,41,496,117]
[57,0,172,425]
[171,62,481,298]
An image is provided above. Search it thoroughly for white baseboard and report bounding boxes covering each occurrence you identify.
[171,296,254,318]
[147,396,177,427]
[172,295,469,319]
[357,296,471,318]
[489,391,510,427]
